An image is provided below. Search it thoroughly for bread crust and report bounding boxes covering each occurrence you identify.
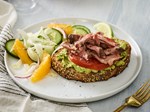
[51,43,131,82]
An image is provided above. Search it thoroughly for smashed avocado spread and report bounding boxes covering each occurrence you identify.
[56,49,97,74]
[56,38,128,74]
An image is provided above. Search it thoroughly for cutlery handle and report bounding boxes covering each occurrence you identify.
[113,103,128,112]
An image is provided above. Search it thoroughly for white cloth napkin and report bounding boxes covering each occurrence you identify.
[0,1,92,112]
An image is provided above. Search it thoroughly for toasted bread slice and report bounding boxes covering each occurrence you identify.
[51,41,131,82]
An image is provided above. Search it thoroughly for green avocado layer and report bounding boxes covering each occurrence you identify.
[56,38,128,74]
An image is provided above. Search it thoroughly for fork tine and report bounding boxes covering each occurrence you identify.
[142,93,150,103]
[134,80,150,96]
[136,84,150,98]
[140,88,150,102]
[145,93,150,100]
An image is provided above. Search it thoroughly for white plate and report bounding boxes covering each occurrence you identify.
[4,18,142,103]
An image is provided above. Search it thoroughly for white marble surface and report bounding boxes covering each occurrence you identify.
[10,0,150,111]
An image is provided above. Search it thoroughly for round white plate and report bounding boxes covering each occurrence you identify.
[4,18,142,103]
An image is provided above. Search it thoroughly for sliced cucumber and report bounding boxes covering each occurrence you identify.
[73,25,91,33]
[44,28,63,44]
[72,28,88,35]
[5,39,18,58]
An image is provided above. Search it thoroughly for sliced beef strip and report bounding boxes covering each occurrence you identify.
[62,32,124,65]
[67,34,81,44]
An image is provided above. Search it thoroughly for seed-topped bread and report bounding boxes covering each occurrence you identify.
[51,32,131,82]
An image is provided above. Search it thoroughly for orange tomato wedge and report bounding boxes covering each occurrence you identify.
[12,39,33,65]
[48,23,73,35]
[30,52,51,83]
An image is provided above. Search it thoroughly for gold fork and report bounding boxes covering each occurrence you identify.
[114,79,150,112]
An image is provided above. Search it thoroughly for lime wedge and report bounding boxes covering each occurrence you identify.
[93,22,113,38]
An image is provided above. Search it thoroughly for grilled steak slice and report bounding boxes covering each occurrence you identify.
[63,32,122,66]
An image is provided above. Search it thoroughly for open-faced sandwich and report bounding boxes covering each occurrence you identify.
[4,22,131,83]
[52,27,131,82]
